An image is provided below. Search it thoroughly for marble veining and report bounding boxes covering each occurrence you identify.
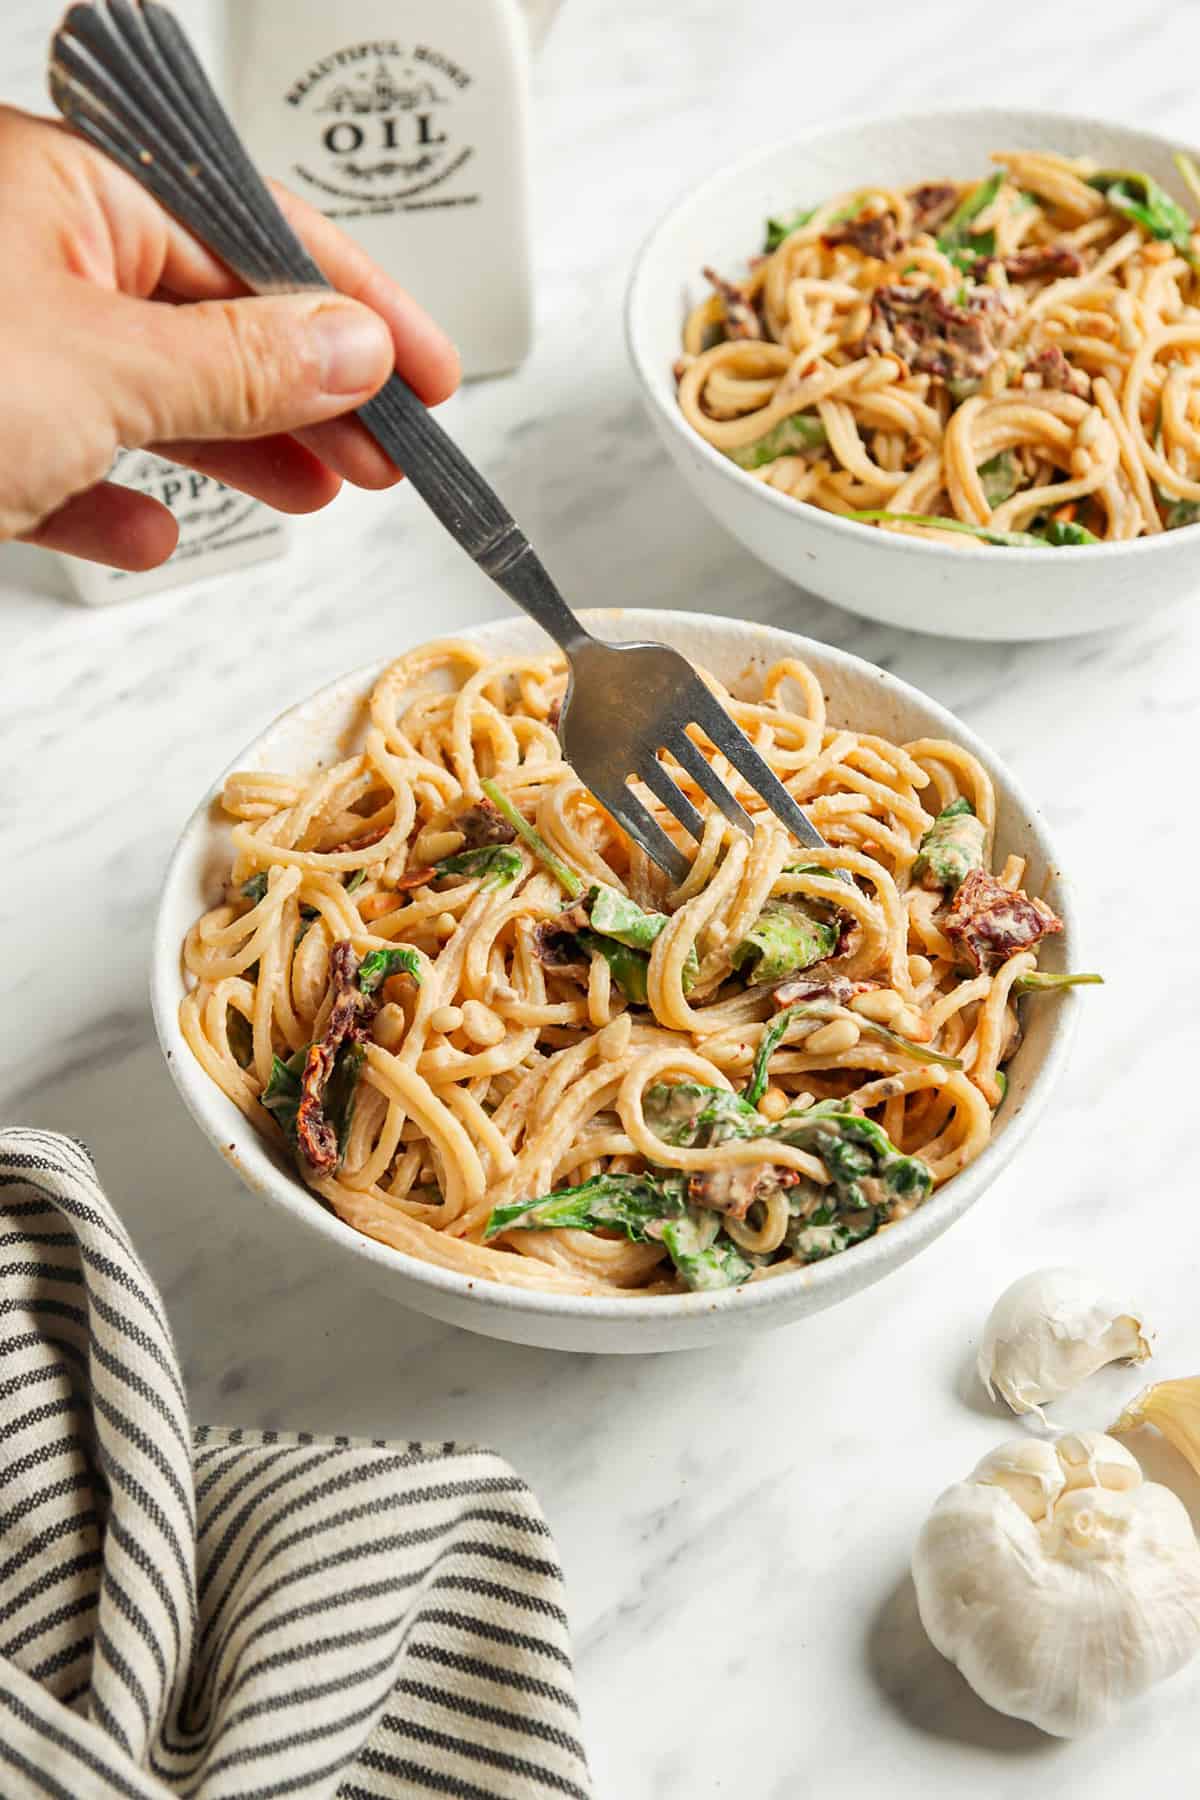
[4,1,1200,1793]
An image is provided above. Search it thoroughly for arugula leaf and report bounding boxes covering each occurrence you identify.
[727,413,827,471]
[325,1042,364,1157]
[846,509,1098,547]
[743,1010,798,1108]
[764,207,815,251]
[1042,517,1102,545]
[1012,969,1103,992]
[578,930,652,1006]
[936,170,1004,270]
[731,900,840,984]
[261,1040,362,1161]
[480,778,584,898]
[743,1002,961,1107]
[484,1169,687,1241]
[1089,169,1195,259]
[913,796,986,892]
[357,946,422,995]
[241,873,269,903]
[1165,499,1200,530]
[787,1207,880,1262]
[659,1210,754,1291]
[994,1070,1008,1107]
[344,869,367,894]
[775,1100,932,1211]
[589,886,670,951]
[261,1048,306,1143]
[978,451,1019,507]
[434,844,524,888]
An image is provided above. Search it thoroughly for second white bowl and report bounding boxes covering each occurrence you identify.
[626,107,1200,640]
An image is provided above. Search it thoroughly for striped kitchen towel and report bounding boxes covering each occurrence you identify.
[0,1128,592,1800]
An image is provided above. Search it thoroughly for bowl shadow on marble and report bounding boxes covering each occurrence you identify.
[866,1572,1062,1756]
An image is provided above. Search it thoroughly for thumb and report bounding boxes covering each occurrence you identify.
[108,290,395,446]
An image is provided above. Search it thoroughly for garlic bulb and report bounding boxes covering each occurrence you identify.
[1115,1377,1200,1474]
[978,1266,1153,1419]
[912,1431,1200,1736]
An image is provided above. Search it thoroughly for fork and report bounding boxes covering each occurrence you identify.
[49,0,835,888]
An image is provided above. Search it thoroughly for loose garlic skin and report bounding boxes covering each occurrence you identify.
[978,1266,1154,1421]
[913,1431,1200,1737]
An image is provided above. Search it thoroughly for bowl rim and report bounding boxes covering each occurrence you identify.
[151,608,1080,1326]
[625,102,1200,568]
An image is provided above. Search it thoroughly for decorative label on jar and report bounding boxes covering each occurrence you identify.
[283,41,478,217]
[232,0,533,379]
[59,450,289,607]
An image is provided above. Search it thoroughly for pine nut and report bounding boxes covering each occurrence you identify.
[461,1000,505,1047]
[429,1004,463,1035]
[413,827,465,864]
[374,1003,407,1051]
[907,955,933,985]
[435,911,457,938]
[805,1018,861,1056]
[757,1085,792,1121]
[852,989,906,1024]
[895,1005,928,1039]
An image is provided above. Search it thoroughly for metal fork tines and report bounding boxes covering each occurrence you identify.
[50,2,840,890]
[557,637,833,889]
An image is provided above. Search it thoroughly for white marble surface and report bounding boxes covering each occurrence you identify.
[4,2,1200,1793]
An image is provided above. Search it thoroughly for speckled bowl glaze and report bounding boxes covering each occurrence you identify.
[626,108,1200,640]
[153,610,1080,1352]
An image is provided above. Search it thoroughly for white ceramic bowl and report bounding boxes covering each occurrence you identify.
[626,108,1200,640]
[153,609,1081,1352]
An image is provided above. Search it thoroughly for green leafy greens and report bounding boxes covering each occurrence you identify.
[936,170,1004,270]
[1088,169,1196,261]
[913,796,986,892]
[480,777,583,897]
[727,413,827,471]
[978,451,1019,507]
[731,899,840,984]
[764,207,815,251]
[1012,969,1104,993]
[846,509,1101,547]
[357,946,422,995]
[742,1003,962,1108]
[260,1042,363,1160]
[434,843,524,888]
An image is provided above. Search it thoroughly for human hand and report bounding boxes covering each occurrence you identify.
[0,106,460,570]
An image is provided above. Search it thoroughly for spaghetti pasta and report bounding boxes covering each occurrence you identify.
[181,640,1092,1297]
[676,151,1200,547]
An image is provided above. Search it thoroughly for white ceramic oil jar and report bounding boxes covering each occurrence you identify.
[230,0,537,378]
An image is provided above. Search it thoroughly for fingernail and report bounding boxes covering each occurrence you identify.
[311,305,391,395]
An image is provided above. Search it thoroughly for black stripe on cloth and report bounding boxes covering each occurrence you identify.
[389,1678,587,1764]
[372,1723,591,1800]
[428,1575,568,1629]
[194,1500,573,1731]
[26,1633,93,1686]
[0,1548,103,1629]
[0,1684,151,1799]
[0,1511,102,1594]
[0,1396,78,1453]
[105,1517,185,1663]
[390,1610,574,1671]
[339,1773,508,1800]
[195,1464,532,1656]
[406,1643,581,1715]
[2,1589,98,1661]
[177,1672,400,1794]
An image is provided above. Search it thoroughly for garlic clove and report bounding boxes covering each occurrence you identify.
[1114,1376,1200,1477]
[977,1266,1154,1421]
[913,1430,1200,1736]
